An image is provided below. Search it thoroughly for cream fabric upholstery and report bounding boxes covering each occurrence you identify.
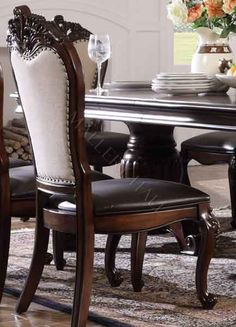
[73,40,96,91]
[11,49,74,184]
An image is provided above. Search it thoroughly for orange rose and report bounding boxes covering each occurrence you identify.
[204,0,224,18]
[223,0,236,13]
[187,4,203,22]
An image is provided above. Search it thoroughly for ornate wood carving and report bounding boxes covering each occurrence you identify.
[7,6,53,56]
[52,15,91,42]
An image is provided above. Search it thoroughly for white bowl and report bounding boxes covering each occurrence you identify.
[215,73,236,88]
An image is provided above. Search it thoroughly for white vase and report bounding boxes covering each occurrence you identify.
[191,27,234,76]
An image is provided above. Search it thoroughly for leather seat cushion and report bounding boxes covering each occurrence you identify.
[9,167,111,200]
[85,131,129,166]
[10,165,35,199]
[9,158,32,168]
[49,178,209,216]
[182,132,236,154]
[90,170,113,181]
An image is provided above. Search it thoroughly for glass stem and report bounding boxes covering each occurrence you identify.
[97,63,102,96]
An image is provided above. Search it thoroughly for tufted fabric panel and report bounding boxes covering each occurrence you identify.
[73,40,97,91]
[11,49,75,185]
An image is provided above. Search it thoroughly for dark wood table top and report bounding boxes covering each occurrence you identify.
[85,88,236,131]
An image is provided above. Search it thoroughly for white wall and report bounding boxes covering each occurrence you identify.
[1,0,229,175]
[0,0,173,123]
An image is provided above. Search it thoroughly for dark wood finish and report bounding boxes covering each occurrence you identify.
[52,231,66,270]
[0,65,35,302]
[229,156,236,228]
[16,190,50,313]
[131,232,147,292]
[85,90,236,131]
[121,124,181,180]
[196,203,219,309]
[84,88,236,291]
[105,234,123,287]
[8,7,218,326]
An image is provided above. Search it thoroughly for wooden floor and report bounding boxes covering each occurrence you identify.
[0,164,230,326]
[0,294,103,326]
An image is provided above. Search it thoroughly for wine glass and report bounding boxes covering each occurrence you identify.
[88,34,111,96]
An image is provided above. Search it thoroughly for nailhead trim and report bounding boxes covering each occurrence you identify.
[12,47,75,185]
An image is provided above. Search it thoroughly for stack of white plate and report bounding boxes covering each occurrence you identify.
[152,73,216,95]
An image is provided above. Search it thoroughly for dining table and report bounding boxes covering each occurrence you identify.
[85,87,236,182]
[85,86,236,287]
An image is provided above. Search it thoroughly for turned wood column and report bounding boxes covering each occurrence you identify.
[121,123,181,180]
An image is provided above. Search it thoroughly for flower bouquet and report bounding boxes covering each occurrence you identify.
[167,0,236,37]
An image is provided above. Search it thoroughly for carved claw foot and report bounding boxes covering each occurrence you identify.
[201,293,217,310]
[132,279,144,293]
[45,252,54,265]
[109,270,124,287]
[105,234,123,287]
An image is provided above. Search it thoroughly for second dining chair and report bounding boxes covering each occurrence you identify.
[0,64,36,302]
[8,6,218,326]
[181,132,236,229]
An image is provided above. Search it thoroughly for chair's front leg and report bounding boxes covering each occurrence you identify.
[131,232,147,292]
[0,212,11,303]
[228,155,236,229]
[180,149,191,185]
[105,234,123,287]
[196,203,219,309]
[52,231,66,270]
[16,191,50,314]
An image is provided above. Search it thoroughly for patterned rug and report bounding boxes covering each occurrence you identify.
[5,210,236,327]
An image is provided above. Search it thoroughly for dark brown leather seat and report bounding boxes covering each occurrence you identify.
[50,179,209,216]
[181,131,236,228]
[182,132,236,154]
[86,131,129,167]
[9,165,110,199]
[9,165,35,199]
[9,158,32,168]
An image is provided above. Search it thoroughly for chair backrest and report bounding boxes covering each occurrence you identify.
[51,15,107,92]
[7,6,88,190]
[51,15,108,132]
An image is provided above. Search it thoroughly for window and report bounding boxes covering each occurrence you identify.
[174,26,198,65]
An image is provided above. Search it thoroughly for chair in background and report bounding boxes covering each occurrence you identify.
[181,132,236,228]
[0,64,36,302]
[8,6,218,326]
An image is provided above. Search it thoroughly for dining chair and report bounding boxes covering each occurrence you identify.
[49,14,129,270]
[181,132,236,228]
[0,64,36,302]
[8,6,218,325]
[50,14,188,287]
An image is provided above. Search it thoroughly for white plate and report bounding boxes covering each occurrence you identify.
[152,84,214,91]
[153,78,215,85]
[215,74,236,88]
[106,81,150,89]
[155,73,214,81]
[152,82,215,88]
[151,85,212,94]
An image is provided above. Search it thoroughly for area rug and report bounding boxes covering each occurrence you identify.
[5,211,236,327]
